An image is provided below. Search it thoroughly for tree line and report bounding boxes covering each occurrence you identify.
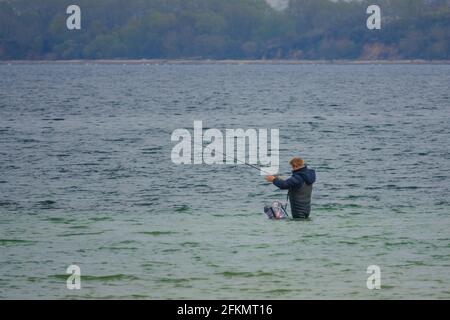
[0,0,449,60]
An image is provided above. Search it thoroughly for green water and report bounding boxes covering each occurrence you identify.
[0,63,449,299]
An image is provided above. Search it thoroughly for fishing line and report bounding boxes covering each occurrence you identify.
[191,140,275,176]
[192,140,291,217]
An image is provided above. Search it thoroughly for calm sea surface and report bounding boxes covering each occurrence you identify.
[0,63,449,299]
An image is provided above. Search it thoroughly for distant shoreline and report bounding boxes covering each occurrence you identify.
[1,59,450,65]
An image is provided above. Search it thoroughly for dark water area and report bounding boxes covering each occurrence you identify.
[0,63,449,299]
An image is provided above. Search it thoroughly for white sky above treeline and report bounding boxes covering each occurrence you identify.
[265,0,290,11]
[265,0,357,10]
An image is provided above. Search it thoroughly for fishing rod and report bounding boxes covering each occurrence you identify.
[193,140,291,218]
[192,140,279,176]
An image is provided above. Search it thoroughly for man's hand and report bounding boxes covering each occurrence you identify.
[265,175,276,183]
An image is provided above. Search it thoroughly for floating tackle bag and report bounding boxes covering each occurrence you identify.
[264,201,289,220]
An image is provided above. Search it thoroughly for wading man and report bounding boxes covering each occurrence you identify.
[265,157,316,219]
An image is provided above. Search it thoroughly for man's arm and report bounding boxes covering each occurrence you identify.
[272,175,304,190]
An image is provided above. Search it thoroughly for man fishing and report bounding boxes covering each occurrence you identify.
[265,157,316,219]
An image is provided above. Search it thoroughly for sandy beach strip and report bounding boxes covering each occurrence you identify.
[1,59,450,65]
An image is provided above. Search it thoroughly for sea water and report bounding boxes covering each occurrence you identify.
[0,63,449,299]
